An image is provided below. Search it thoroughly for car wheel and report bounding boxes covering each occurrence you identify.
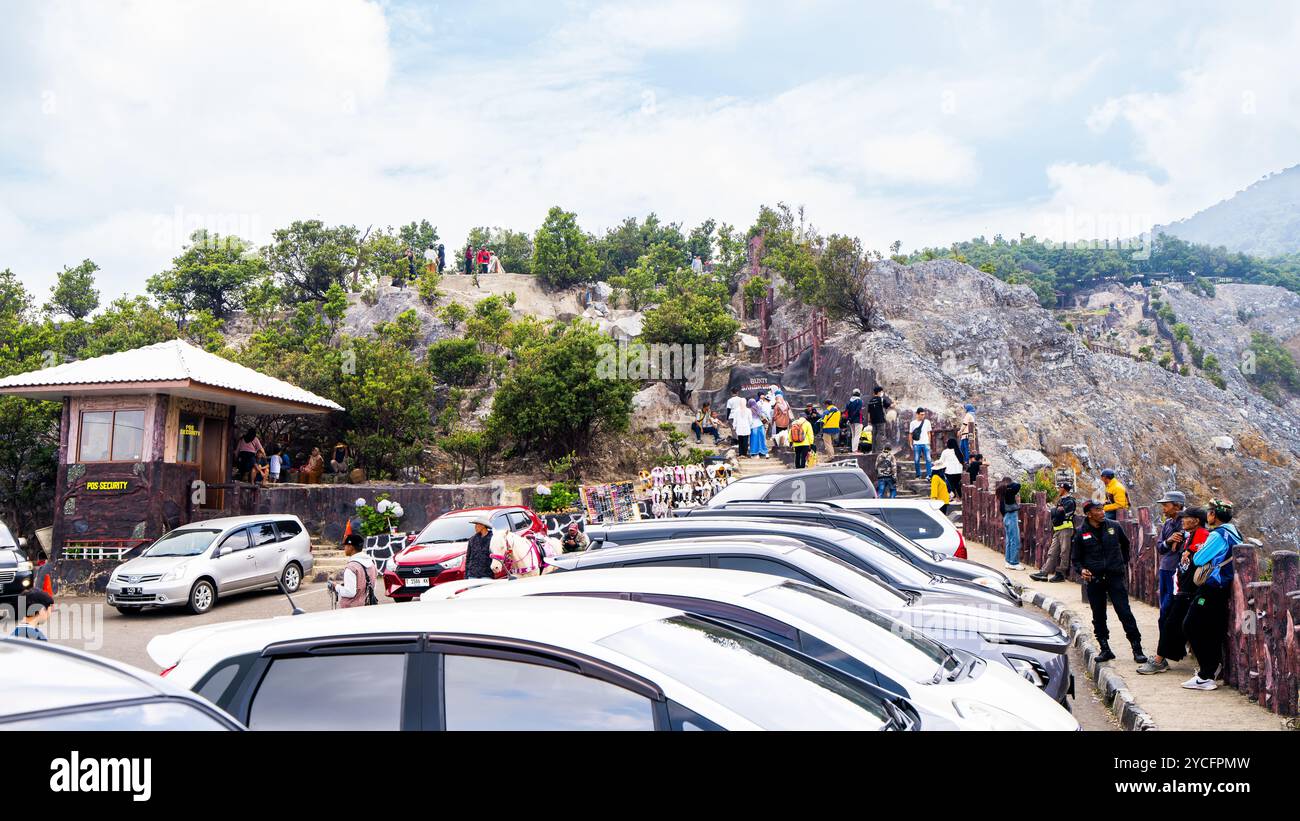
[187,579,216,615]
[280,562,302,593]
[115,606,142,616]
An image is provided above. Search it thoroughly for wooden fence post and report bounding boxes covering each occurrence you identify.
[1270,551,1299,716]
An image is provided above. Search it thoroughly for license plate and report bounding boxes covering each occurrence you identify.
[124,587,142,596]
[405,578,430,588]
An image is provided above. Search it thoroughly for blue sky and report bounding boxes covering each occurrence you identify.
[2,0,1299,301]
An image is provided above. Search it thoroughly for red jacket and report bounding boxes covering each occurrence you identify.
[477,249,491,264]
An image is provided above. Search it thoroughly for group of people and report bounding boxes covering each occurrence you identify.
[234,429,352,486]
[462,244,506,277]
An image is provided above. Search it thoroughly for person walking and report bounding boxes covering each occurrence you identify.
[935,437,964,499]
[747,395,769,459]
[10,589,54,640]
[1032,481,1077,582]
[732,395,753,458]
[234,428,263,482]
[874,446,897,497]
[1180,499,1241,690]
[908,408,932,479]
[997,476,1024,570]
[791,412,815,469]
[820,399,841,458]
[465,516,495,579]
[866,386,891,454]
[845,389,864,453]
[772,391,792,441]
[1138,507,1210,675]
[330,533,377,608]
[1072,500,1147,663]
[692,404,723,444]
[1154,490,1188,614]
[1101,469,1129,520]
[958,404,977,462]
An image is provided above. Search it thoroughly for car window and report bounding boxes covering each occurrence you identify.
[769,475,837,501]
[882,508,941,539]
[507,512,531,532]
[635,594,799,646]
[442,654,654,731]
[491,513,510,529]
[250,523,278,547]
[0,701,231,731]
[832,472,869,496]
[275,520,303,541]
[620,556,707,569]
[716,555,819,585]
[217,528,250,553]
[248,654,407,730]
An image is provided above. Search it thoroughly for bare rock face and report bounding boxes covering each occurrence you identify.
[811,259,1300,546]
[631,383,694,430]
[1011,449,1053,475]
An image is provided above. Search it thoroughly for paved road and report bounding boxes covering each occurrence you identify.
[45,581,402,672]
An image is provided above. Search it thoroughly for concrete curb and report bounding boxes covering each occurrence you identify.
[1020,588,1159,731]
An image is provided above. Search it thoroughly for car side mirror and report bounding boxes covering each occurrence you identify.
[17,537,27,548]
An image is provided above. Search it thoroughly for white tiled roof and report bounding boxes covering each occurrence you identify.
[0,339,343,412]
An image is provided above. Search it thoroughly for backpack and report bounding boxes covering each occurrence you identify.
[791,423,808,445]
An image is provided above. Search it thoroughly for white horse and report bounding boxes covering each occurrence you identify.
[489,530,555,578]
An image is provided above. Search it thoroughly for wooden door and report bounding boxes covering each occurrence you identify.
[200,417,226,509]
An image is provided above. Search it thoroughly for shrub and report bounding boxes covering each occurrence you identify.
[427,338,490,386]
[533,481,580,513]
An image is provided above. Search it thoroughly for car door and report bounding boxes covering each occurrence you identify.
[246,522,282,585]
[211,527,257,592]
[830,471,877,499]
[768,474,838,502]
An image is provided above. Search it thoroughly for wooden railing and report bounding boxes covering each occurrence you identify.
[961,472,1300,717]
[761,310,829,375]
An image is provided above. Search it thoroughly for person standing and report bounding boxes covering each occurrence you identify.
[1072,501,1146,663]
[874,446,897,497]
[747,395,769,459]
[732,395,753,458]
[268,445,282,484]
[1180,500,1241,690]
[691,255,704,275]
[908,408,932,479]
[234,428,263,482]
[1032,481,1077,582]
[791,412,815,469]
[477,246,491,275]
[997,476,1024,570]
[820,399,841,458]
[958,404,977,462]
[465,516,495,579]
[772,391,792,441]
[10,589,54,640]
[929,466,950,515]
[330,534,377,608]
[436,243,446,273]
[1101,469,1129,520]
[464,244,474,276]
[935,437,964,499]
[844,389,864,453]
[1154,490,1188,614]
[965,453,984,485]
[1138,507,1210,675]
[866,386,891,454]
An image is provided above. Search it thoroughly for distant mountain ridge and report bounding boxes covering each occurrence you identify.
[1157,165,1300,257]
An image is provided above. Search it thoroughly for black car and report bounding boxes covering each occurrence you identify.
[583,517,1018,607]
[677,502,1017,601]
[0,522,35,603]
[546,537,1072,705]
[704,467,877,505]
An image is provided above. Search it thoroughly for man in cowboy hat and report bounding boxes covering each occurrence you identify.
[465,515,495,579]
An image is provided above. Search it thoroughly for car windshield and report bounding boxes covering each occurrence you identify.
[751,582,952,682]
[853,511,946,562]
[144,529,220,557]
[415,515,479,544]
[0,522,16,548]
[598,614,889,730]
[827,531,934,586]
[792,548,913,609]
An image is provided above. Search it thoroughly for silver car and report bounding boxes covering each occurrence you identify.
[106,515,314,616]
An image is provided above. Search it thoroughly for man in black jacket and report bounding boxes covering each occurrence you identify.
[1032,481,1076,582]
[1072,501,1146,663]
[866,386,891,453]
[465,516,495,579]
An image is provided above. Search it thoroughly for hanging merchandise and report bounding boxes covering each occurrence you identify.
[581,482,640,524]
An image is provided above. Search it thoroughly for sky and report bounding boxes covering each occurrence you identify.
[2,0,1299,302]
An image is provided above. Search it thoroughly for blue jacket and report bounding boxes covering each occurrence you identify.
[1192,523,1241,588]
[10,624,47,641]
[845,397,863,424]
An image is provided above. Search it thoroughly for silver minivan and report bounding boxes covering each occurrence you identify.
[106,515,314,616]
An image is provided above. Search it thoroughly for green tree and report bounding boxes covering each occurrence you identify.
[427,338,491,386]
[466,226,534,274]
[148,231,265,320]
[265,219,361,300]
[809,234,883,331]
[641,268,740,350]
[438,302,468,328]
[612,241,683,309]
[437,428,497,482]
[46,259,100,320]
[532,207,598,288]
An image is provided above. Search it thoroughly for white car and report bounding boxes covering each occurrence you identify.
[423,568,1079,731]
[149,596,903,731]
[835,498,964,558]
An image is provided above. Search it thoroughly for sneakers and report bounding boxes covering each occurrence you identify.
[1181,675,1218,691]
[1048,573,1066,582]
[1005,562,1027,571]
[1137,658,1170,675]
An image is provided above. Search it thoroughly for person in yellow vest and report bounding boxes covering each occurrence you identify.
[1101,469,1129,520]
[790,413,816,469]
[820,400,841,457]
[929,466,950,515]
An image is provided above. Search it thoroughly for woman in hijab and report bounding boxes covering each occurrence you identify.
[747,394,769,458]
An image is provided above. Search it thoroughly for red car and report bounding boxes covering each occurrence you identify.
[382,505,546,601]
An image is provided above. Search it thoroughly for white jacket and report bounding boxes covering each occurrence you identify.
[336,551,377,598]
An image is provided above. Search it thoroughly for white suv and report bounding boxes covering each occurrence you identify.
[834,499,965,558]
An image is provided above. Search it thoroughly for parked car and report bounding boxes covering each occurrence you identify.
[677,502,1010,597]
[149,596,905,731]
[0,520,34,603]
[382,506,546,601]
[105,515,314,616]
[704,466,877,505]
[584,517,1019,607]
[0,638,242,730]
[832,498,966,558]
[546,536,1073,705]
[427,568,1078,730]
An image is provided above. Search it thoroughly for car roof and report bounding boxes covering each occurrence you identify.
[439,506,528,517]
[726,467,864,485]
[174,514,300,531]
[461,567,786,600]
[595,518,834,534]
[578,536,808,560]
[0,638,208,717]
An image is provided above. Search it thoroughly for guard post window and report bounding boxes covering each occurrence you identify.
[78,409,146,462]
[177,413,202,464]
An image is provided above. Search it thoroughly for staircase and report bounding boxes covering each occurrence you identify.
[310,545,351,582]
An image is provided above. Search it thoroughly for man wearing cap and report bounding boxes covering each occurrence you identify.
[560,522,589,553]
[1032,480,1076,582]
[1155,490,1188,614]
[845,389,864,453]
[465,516,495,579]
[1101,469,1128,520]
[1072,500,1146,663]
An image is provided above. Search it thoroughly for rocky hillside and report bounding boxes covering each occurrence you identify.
[1157,165,1300,257]
[779,259,1300,546]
